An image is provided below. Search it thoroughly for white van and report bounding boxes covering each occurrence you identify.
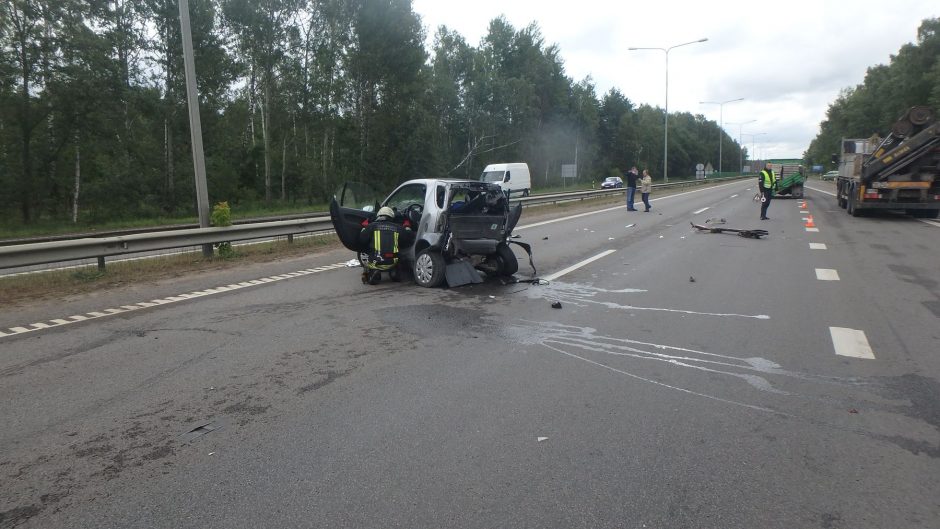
[480,163,532,197]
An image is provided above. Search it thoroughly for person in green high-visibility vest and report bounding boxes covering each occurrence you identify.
[758,162,777,220]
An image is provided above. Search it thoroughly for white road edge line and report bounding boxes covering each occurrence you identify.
[805,185,836,197]
[1,261,349,340]
[829,327,875,359]
[809,243,827,250]
[693,207,710,215]
[816,268,840,281]
[542,250,617,282]
[516,179,747,231]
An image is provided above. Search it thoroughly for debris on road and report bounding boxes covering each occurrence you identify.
[537,437,548,442]
[691,222,768,239]
[551,301,562,309]
[689,276,696,282]
[625,224,635,228]
[543,236,549,240]
[849,408,859,414]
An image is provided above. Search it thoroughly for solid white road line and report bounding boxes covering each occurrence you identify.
[816,268,840,281]
[693,207,710,215]
[809,243,827,250]
[516,179,749,231]
[919,219,940,228]
[829,327,875,359]
[805,185,836,197]
[542,250,617,282]
[806,227,820,232]
[0,260,350,341]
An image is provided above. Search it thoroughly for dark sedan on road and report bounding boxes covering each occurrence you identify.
[601,176,623,189]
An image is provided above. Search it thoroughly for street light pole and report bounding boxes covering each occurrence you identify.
[699,98,744,175]
[629,38,708,183]
[179,0,213,257]
[726,120,756,173]
[742,132,767,172]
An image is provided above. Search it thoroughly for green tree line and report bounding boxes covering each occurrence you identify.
[805,18,940,168]
[0,0,743,227]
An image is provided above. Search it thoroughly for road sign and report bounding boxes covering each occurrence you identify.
[561,164,577,178]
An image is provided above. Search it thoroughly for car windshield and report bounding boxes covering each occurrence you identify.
[605,178,619,182]
[481,171,504,183]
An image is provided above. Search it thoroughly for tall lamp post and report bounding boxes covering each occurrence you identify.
[726,120,756,174]
[629,38,708,183]
[699,97,744,175]
[742,132,767,172]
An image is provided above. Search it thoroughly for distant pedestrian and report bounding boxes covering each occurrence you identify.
[758,162,777,220]
[640,169,652,212]
[625,166,639,211]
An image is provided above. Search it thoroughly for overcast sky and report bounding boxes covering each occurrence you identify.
[412,0,938,159]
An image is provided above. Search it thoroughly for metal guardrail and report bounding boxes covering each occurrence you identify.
[0,176,748,271]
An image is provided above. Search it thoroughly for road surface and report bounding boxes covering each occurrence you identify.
[2,179,938,528]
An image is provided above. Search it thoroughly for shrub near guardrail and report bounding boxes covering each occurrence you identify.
[211,202,235,259]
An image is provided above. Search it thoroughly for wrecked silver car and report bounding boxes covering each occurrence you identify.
[330,179,529,287]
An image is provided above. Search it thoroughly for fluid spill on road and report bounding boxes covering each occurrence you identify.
[528,282,769,320]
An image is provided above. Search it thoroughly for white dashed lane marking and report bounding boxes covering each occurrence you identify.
[816,269,840,281]
[806,227,820,232]
[809,243,827,250]
[0,262,349,340]
[829,327,875,359]
[693,207,710,215]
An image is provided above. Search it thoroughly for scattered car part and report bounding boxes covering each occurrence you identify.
[690,222,769,239]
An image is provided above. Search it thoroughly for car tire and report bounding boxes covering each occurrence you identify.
[494,243,518,276]
[414,249,445,288]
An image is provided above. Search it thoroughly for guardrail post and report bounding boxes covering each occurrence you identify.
[97,256,105,270]
[287,234,294,244]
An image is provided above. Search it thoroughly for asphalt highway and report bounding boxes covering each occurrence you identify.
[1,179,939,528]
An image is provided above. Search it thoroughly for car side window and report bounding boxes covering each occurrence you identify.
[504,171,511,182]
[436,185,446,208]
[385,184,427,211]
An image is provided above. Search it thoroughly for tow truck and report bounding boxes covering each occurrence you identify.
[836,106,940,218]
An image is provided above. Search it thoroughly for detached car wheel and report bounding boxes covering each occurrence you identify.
[414,249,445,288]
[495,243,518,276]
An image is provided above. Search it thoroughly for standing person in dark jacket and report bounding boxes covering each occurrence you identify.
[625,167,640,211]
[758,162,777,220]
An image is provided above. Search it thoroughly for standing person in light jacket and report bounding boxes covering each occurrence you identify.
[625,166,639,211]
[758,162,777,220]
[639,169,653,212]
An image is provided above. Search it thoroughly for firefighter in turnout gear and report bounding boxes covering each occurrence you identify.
[758,162,777,220]
[359,206,413,285]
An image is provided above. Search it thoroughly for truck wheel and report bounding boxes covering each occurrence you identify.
[910,209,940,219]
[848,187,862,217]
[494,243,518,276]
[414,249,445,288]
